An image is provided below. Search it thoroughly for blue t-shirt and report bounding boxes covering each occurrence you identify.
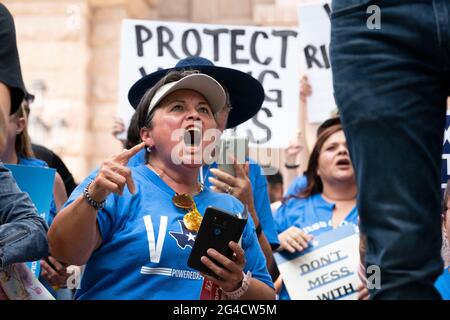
[66,165,273,300]
[284,175,308,198]
[435,268,450,300]
[18,157,57,226]
[202,158,280,250]
[88,149,279,250]
[274,193,358,300]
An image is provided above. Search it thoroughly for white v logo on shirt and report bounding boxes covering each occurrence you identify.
[143,215,168,263]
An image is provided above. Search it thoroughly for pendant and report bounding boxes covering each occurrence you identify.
[183,206,203,233]
[172,193,195,209]
[172,193,203,232]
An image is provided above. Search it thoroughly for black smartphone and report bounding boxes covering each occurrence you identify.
[188,206,247,278]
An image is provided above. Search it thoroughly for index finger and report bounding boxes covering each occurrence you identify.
[115,142,145,164]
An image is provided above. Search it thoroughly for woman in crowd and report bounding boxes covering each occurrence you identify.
[274,121,367,300]
[103,56,279,278]
[0,99,67,216]
[48,69,275,300]
[0,98,73,296]
[0,1,48,278]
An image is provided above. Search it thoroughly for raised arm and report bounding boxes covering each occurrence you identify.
[48,142,145,265]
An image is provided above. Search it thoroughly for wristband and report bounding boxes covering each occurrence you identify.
[83,181,106,210]
[284,163,300,169]
[222,271,252,300]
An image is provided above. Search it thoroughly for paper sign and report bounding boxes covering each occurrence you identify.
[118,20,300,148]
[274,224,360,300]
[298,1,336,123]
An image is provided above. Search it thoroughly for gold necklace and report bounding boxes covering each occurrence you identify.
[148,163,204,232]
[172,184,204,232]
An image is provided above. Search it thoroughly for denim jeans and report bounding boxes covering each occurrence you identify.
[331,0,449,299]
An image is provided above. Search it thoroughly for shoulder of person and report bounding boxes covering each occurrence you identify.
[284,194,308,208]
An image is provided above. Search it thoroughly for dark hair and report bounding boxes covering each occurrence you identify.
[317,116,340,137]
[287,123,343,201]
[267,169,283,186]
[125,110,141,149]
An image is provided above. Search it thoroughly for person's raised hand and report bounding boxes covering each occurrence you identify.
[300,75,312,104]
[285,130,304,165]
[88,142,145,202]
[112,116,125,138]
[209,158,254,209]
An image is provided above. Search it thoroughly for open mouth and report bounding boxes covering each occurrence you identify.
[336,158,350,166]
[184,127,202,147]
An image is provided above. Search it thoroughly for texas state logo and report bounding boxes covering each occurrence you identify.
[169,220,197,249]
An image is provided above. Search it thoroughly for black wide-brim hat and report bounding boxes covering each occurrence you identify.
[0,3,26,114]
[128,56,265,129]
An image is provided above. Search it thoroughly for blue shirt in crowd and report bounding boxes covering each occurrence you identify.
[274,193,358,300]
[102,149,279,249]
[66,165,273,299]
[284,175,307,198]
[202,158,280,250]
[435,267,450,300]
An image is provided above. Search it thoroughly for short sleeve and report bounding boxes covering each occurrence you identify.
[63,168,116,243]
[284,175,308,197]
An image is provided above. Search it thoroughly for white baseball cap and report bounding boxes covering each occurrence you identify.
[147,73,226,116]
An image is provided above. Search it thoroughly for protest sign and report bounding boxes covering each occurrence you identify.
[274,223,360,300]
[5,164,55,277]
[298,1,335,123]
[118,20,300,149]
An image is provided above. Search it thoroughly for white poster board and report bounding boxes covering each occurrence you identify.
[298,1,336,123]
[118,20,300,148]
[274,224,361,300]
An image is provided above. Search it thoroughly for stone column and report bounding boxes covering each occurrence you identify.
[5,0,91,182]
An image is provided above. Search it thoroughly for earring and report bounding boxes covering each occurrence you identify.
[146,145,153,153]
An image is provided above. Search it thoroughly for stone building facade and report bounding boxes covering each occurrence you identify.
[5,0,318,182]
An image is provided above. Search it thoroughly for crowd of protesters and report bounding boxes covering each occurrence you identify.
[1,1,450,300]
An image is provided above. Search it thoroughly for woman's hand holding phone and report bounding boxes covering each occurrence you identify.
[200,241,246,292]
